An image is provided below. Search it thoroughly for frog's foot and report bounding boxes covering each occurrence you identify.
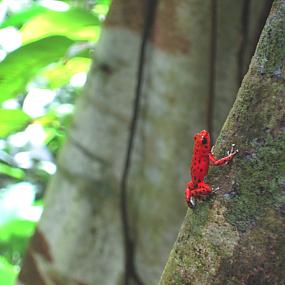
[227,144,239,156]
[213,186,220,193]
[224,144,239,164]
[188,196,196,208]
[207,186,220,200]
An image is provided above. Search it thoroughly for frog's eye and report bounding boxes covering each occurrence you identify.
[202,137,207,145]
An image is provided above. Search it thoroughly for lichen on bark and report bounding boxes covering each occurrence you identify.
[159,1,285,284]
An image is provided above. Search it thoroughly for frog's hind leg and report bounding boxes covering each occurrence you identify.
[190,182,212,197]
[185,181,195,208]
[185,181,194,201]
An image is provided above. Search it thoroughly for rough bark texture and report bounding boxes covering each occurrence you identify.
[17,1,272,285]
[160,1,285,284]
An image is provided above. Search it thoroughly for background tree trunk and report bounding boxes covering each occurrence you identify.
[18,1,273,285]
[160,0,285,284]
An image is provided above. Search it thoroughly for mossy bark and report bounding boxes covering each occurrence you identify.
[159,1,285,284]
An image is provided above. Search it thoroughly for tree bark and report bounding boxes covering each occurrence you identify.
[17,1,273,285]
[160,1,285,284]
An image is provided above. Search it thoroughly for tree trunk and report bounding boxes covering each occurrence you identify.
[160,1,285,284]
[17,1,272,285]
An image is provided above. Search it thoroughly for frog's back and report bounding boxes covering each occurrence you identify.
[190,130,211,184]
[191,152,209,183]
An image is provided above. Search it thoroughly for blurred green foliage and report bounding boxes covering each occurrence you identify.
[0,256,19,285]
[0,36,74,103]
[0,0,111,284]
[21,8,100,43]
[0,110,31,137]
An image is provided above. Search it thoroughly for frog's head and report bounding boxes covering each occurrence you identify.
[194,130,211,152]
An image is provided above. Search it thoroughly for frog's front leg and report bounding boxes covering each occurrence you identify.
[209,144,239,166]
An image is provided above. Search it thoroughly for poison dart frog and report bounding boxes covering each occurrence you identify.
[185,130,238,208]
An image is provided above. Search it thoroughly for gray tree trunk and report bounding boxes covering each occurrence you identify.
[160,0,285,284]
[17,1,272,285]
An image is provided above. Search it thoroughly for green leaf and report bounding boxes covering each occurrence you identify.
[0,5,48,29]
[0,219,36,242]
[0,256,18,285]
[94,0,112,5]
[0,110,31,137]
[33,199,44,207]
[41,57,91,89]
[21,8,100,44]
[0,163,25,179]
[93,0,112,17]
[0,36,74,103]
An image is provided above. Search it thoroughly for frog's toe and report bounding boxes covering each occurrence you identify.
[229,144,239,155]
[213,186,220,193]
[188,197,196,208]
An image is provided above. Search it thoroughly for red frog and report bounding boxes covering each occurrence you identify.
[185,130,238,208]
